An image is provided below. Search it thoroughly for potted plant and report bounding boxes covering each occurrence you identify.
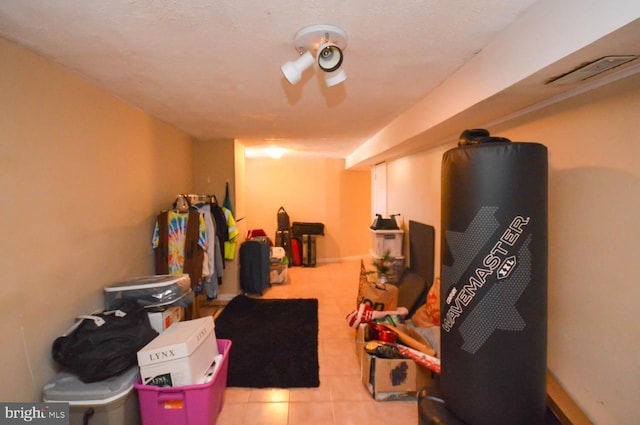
[369,249,394,283]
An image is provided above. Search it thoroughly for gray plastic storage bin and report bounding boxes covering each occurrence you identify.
[42,366,141,425]
[104,274,191,309]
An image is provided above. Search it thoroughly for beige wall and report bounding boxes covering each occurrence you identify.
[385,73,640,425]
[244,157,371,262]
[0,38,195,401]
[386,147,449,270]
[193,152,370,298]
[232,142,247,295]
[192,138,235,295]
[193,139,246,297]
[0,36,371,402]
[5,26,637,422]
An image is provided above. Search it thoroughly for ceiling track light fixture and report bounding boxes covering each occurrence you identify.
[281,24,347,87]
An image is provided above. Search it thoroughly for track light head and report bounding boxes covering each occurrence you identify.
[316,42,343,73]
[281,24,347,87]
[324,69,347,87]
[281,51,315,85]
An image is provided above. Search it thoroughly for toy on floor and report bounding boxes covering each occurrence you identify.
[346,303,408,328]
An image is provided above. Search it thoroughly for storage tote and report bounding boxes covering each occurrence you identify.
[370,229,404,257]
[104,274,192,309]
[135,339,231,425]
[42,365,141,425]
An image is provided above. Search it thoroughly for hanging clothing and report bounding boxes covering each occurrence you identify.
[153,210,207,290]
[209,200,228,284]
[197,203,223,299]
[223,206,239,260]
[212,236,224,287]
[196,204,217,278]
[223,181,235,216]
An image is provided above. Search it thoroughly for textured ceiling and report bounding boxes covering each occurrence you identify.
[0,1,638,163]
[0,0,540,157]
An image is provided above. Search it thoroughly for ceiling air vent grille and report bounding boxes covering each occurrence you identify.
[546,55,638,86]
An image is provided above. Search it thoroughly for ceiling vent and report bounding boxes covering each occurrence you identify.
[546,55,638,86]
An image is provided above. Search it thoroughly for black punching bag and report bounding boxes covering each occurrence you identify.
[440,130,548,425]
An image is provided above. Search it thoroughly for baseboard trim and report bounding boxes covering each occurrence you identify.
[217,293,238,302]
[317,254,368,263]
[547,371,594,425]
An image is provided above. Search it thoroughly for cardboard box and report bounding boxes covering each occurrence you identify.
[357,324,432,401]
[147,306,184,333]
[137,316,218,387]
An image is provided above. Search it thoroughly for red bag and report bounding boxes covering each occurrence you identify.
[247,228,272,245]
[290,237,302,266]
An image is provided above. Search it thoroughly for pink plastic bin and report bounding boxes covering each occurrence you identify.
[135,339,231,425]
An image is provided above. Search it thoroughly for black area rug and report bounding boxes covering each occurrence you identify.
[214,295,319,388]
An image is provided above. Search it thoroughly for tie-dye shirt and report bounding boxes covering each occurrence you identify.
[152,211,208,275]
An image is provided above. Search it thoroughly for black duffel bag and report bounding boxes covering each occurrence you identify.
[291,221,324,238]
[52,299,158,382]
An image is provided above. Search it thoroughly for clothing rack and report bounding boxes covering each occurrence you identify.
[174,193,218,211]
[183,193,216,204]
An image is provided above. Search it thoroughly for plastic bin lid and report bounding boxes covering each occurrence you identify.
[104,274,190,292]
[42,366,139,405]
[369,228,404,234]
[140,287,193,309]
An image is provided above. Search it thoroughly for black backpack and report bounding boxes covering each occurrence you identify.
[52,299,158,382]
[277,206,291,231]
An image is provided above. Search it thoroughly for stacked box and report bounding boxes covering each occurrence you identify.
[356,324,432,401]
[270,246,286,262]
[147,306,184,333]
[137,316,218,387]
[135,339,232,425]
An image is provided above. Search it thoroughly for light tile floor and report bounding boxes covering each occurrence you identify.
[211,259,418,425]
